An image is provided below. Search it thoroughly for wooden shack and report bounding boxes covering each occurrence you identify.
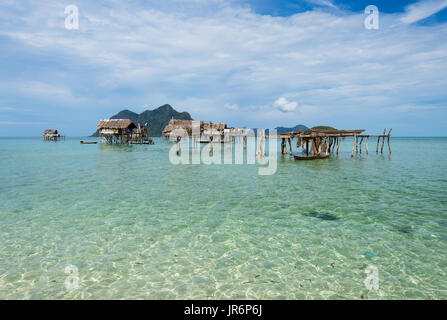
[162,119,227,141]
[96,119,153,144]
[162,119,194,140]
[43,129,64,141]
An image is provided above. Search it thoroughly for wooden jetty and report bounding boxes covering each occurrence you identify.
[267,127,392,159]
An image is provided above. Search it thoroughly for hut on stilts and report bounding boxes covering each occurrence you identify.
[162,119,227,143]
[96,119,154,144]
[43,129,65,141]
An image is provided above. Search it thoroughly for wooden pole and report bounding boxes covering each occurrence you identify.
[355,136,359,153]
[287,138,293,155]
[312,138,319,155]
[336,136,341,155]
[387,128,392,154]
[366,136,369,155]
[376,137,380,153]
[351,134,356,158]
[359,137,364,154]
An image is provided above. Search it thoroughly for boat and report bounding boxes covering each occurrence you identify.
[199,140,226,144]
[80,141,97,144]
[294,154,330,160]
[130,141,154,145]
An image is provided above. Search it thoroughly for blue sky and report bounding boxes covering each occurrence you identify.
[0,0,447,136]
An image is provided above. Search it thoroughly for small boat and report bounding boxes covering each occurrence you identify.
[294,154,330,160]
[199,140,226,144]
[130,141,154,145]
[80,141,97,144]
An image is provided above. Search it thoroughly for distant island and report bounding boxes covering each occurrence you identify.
[275,125,309,133]
[91,104,192,137]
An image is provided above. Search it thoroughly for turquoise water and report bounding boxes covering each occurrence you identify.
[0,137,446,299]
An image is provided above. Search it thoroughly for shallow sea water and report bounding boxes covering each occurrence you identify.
[0,137,446,299]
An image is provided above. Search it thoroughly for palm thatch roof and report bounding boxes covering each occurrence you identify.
[43,129,58,135]
[96,119,136,130]
[162,119,195,136]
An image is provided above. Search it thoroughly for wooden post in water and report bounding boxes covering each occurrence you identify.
[366,136,369,155]
[336,136,341,155]
[359,137,364,154]
[287,138,293,155]
[281,138,286,155]
[311,138,319,155]
[376,136,380,153]
[351,134,356,158]
[381,129,386,154]
[387,128,392,154]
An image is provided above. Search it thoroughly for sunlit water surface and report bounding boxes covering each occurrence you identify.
[0,137,446,299]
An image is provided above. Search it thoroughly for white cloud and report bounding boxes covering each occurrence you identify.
[224,103,239,111]
[0,121,47,125]
[401,0,447,24]
[306,0,337,9]
[0,107,34,112]
[0,0,446,134]
[274,97,298,112]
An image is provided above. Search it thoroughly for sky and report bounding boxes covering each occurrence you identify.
[0,0,447,136]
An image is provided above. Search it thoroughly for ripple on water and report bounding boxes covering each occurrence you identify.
[0,137,447,299]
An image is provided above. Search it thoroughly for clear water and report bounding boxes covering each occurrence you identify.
[0,137,446,299]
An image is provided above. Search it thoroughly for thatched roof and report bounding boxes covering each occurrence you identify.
[96,119,136,130]
[162,119,195,136]
[162,119,227,137]
[203,122,226,131]
[43,129,58,135]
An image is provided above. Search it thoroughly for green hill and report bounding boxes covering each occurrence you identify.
[91,104,192,137]
[310,126,338,131]
[275,125,309,133]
